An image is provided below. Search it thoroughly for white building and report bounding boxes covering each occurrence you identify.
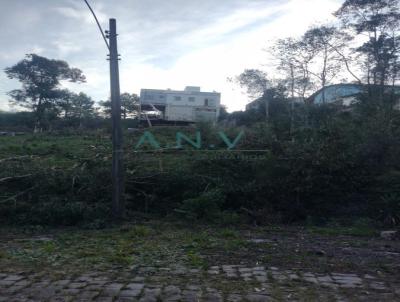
[140,86,221,123]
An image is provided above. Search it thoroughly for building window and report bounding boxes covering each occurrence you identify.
[159,95,165,99]
[174,96,182,101]
[204,99,209,106]
[188,97,195,102]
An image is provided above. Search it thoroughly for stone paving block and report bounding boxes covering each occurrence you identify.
[369,281,387,291]
[253,270,267,276]
[253,266,266,271]
[288,273,300,281]
[68,282,87,289]
[364,274,376,280]
[181,290,201,302]
[246,294,271,302]
[169,265,187,273]
[222,265,236,271]
[139,288,162,302]
[321,282,338,289]
[120,289,143,297]
[255,275,267,282]
[164,285,181,294]
[47,296,69,302]
[79,290,100,299]
[301,272,318,284]
[332,273,358,278]
[164,285,181,301]
[271,272,287,281]
[334,276,363,288]
[86,284,104,291]
[95,297,114,302]
[101,283,125,297]
[126,283,145,290]
[338,283,361,289]
[117,298,139,302]
[4,274,25,281]
[89,280,109,286]
[227,294,243,302]
[0,265,397,301]
[140,267,157,273]
[92,276,109,281]
[0,280,16,287]
[201,292,223,302]
[62,288,81,296]
[186,285,201,291]
[317,275,334,283]
[6,284,29,293]
[37,280,52,287]
[226,272,238,278]
[52,279,71,287]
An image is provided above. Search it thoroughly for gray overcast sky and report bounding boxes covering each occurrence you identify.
[0,0,342,112]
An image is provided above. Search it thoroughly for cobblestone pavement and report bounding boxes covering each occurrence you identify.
[1,265,399,301]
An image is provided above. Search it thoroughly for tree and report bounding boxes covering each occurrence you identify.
[271,38,315,101]
[303,26,353,102]
[56,89,75,119]
[232,69,271,121]
[5,54,86,131]
[218,105,229,121]
[271,38,318,133]
[335,0,400,96]
[270,38,316,132]
[100,92,139,119]
[70,92,95,127]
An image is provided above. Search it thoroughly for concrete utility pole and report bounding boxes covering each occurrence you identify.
[83,1,125,219]
[107,18,125,219]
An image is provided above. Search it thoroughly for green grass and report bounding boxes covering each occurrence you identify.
[0,220,393,279]
[307,225,378,237]
[0,223,252,273]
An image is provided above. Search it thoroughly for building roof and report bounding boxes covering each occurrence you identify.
[307,83,400,104]
[140,87,220,97]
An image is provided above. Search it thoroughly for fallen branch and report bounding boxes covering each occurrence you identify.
[0,156,31,163]
[0,186,36,204]
[0,174,33,184]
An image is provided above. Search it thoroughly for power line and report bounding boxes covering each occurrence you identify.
[83,0,110,50]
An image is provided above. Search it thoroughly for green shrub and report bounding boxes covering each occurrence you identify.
[176,189,225,221]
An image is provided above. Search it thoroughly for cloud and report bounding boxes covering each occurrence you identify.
[0,0,344,112]
[53,1,107,24]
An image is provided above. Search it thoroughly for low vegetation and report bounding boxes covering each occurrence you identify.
[1,94,400,229]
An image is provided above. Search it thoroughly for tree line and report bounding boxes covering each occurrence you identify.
[3,0,399,132]
[234,0,400,106]
[3,54,139,132]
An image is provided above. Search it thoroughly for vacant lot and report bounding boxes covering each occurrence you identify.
[1,133,399,300]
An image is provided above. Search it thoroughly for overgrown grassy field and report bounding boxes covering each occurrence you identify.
[1,118,400,229]
[1,125,399,301]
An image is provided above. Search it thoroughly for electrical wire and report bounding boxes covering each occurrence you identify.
[83,0,110,50]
